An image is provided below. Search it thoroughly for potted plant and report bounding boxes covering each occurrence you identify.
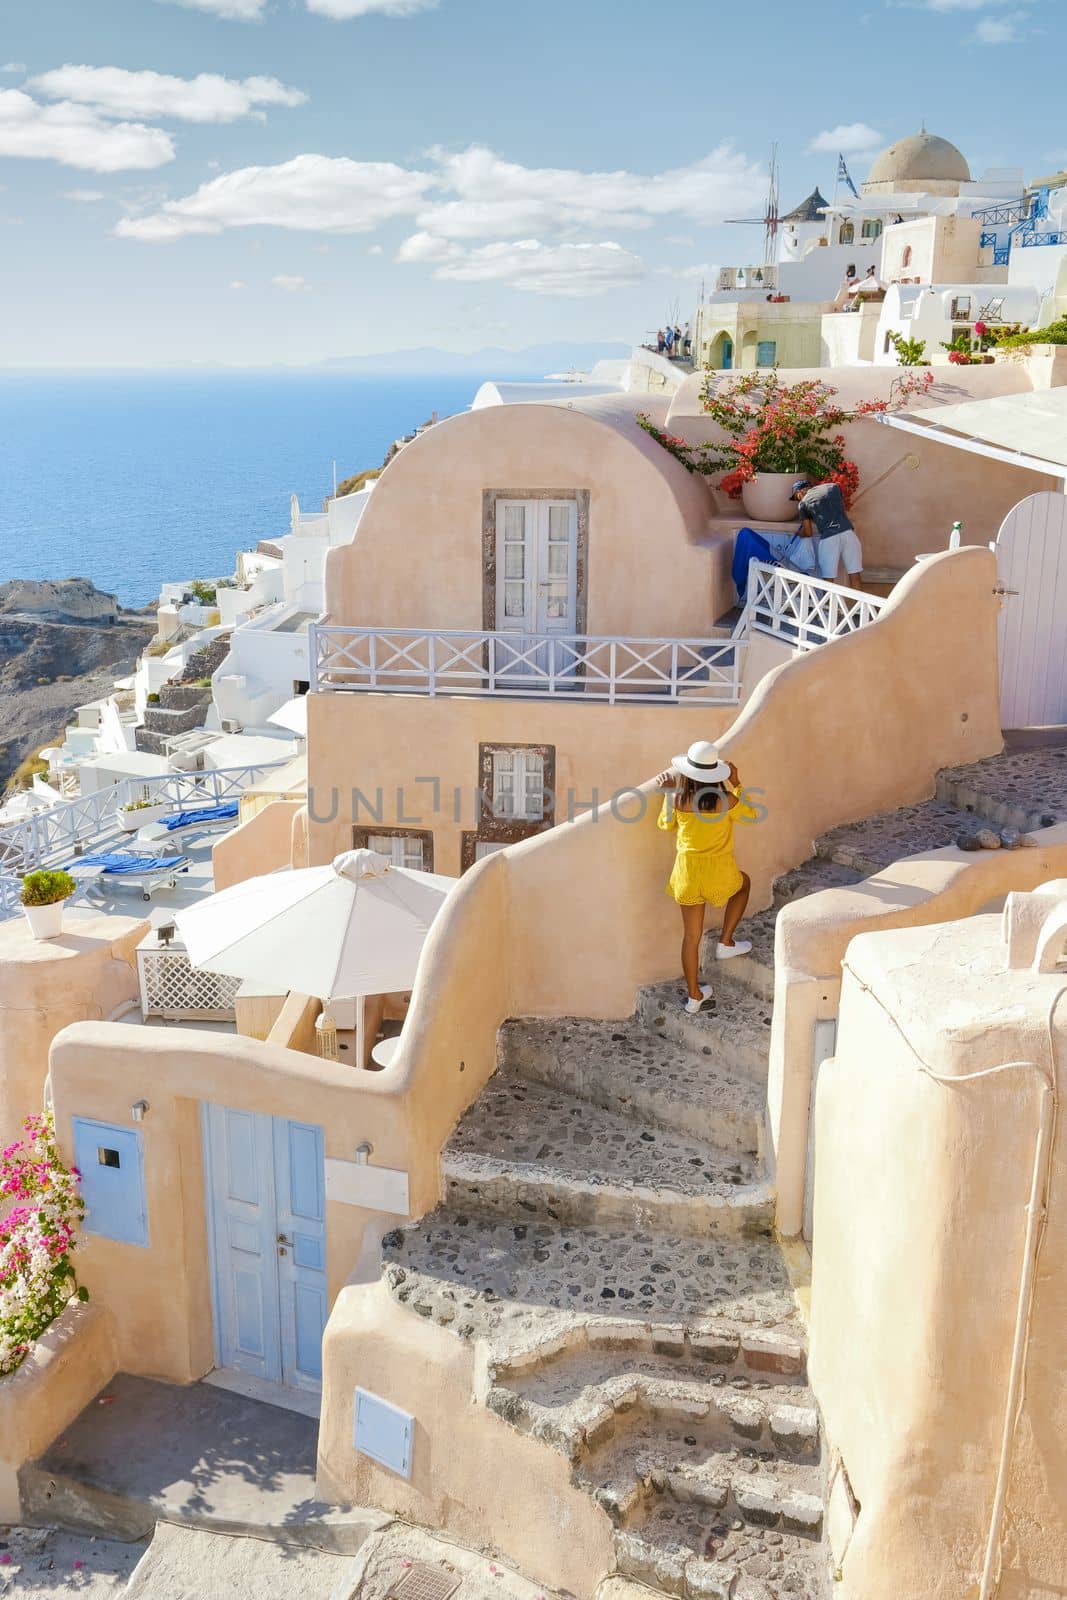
[638,368,934,523]
[20,870,77,940]
[119,795,168,831]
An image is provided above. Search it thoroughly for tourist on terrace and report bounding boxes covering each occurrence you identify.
[655,742,755,1015]
[656,328,666,354]
[791,478,864,590]
[664,325,675,357]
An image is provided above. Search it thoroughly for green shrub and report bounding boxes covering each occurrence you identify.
[334,467,380,498]
[146,692,160,705]
[21,870,77,907]
[189,579,217,606]
[996,318,1067,350]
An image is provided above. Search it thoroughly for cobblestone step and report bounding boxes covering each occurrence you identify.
[813,797,977,876]
[381,1211,801,1355]
[442,1077,772,1239]
[936,746,1067,834]
[498,1018,765,1157]
[487,1357,815,1465]
[635,982,773,1088]
[615,1486,826,1600]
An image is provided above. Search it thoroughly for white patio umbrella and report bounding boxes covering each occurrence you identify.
[267,696,308,738]
[173,849,456,1000]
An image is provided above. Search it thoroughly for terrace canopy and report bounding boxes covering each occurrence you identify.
[879,388,1067,481]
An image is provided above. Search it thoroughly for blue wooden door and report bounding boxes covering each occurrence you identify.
[202,1105,327,1396]
[273,1118,328,1395]
[722,340,733,370]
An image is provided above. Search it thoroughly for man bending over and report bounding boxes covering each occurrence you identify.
[791,478,864,590]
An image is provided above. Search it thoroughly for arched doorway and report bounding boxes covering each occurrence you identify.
[708,331,734,370]
[741,330,759,369]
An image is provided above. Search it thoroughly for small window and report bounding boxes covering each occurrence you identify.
[756,340,777,368]
[951,296,973,320]
[354,826,434,872]
[839,223,855,246]
[368,832,426,871]
[901,246,913,269]
[98,1147,122,1169]
[293,679,309,696]
[491,749,545,823]
[475,840,508,861]
[952,325,972,345]
[861,220,883,241]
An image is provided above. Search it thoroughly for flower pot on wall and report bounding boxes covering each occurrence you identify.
[119,802,168,832]
[740,472,800,524]
[23,901,66,940]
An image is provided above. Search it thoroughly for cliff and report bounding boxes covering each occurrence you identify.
[0,579,156,792]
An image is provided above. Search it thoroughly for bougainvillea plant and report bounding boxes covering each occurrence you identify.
[638,367,935,508]
[0,1111,87,1377]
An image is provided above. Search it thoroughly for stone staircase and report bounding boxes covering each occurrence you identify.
[379,743,1067,1600]
[382,942,822,1600]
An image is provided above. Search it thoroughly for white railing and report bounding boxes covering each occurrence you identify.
[745,561,885,650]
[0,874,22,919]
[310,625,744,706]
[0,761,287,882]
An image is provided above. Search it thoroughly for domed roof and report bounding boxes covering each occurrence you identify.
[867,130,971,186]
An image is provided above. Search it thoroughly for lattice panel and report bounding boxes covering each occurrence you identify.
[139,949,240,1020]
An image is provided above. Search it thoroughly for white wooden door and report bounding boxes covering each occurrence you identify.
[202,1104,327,1397]
[495,499,578,677]
[996,492,1067,728]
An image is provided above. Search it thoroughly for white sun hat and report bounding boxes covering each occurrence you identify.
[671,740,731,784]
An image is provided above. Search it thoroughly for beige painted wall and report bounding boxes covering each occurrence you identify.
[768,823,1067,1236]
[212,798,304,890]
[0,911,143,1149]
[668,364,1058,568]
[810,908,1067,1599]
[322,395,728,641]
[0,1302,117,1521]
[306,694,738,874]
[319,1281,614,1597]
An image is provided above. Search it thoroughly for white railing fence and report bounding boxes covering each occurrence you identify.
[0,761,287,883]
[745,561,885,650]
[310,625,745,706]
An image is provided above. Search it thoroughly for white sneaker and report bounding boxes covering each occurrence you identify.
[683,989,713,1015]
[716,940,752,960]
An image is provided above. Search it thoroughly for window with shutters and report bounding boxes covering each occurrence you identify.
[353,826,434,871]
[861,219,883,240]
[475,742,556,849]
[491,749,544,822]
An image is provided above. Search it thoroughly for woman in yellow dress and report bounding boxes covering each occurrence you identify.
[656,740,754,1015]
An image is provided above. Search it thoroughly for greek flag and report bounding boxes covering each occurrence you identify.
[837,155,859,199]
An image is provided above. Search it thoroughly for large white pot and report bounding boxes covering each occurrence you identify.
[22,900,67,940]
[740,471,800,524]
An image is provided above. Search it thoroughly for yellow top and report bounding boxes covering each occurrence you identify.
[658,789,757,908]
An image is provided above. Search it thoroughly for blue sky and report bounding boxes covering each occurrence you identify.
[0,0,1061,367]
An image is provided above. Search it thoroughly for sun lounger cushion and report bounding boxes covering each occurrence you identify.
[162,802,239,830]
[67,853,189,875]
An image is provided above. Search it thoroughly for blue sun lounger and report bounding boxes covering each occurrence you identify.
[162,802,239,831]
[65,851,191,903]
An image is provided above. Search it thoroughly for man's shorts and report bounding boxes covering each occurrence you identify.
[840,527,863,576]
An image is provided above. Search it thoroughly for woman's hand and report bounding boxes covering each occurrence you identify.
[654,768,677,789]
[727,761,740,787]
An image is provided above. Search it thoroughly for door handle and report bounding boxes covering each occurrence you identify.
[277,1233,291,1245]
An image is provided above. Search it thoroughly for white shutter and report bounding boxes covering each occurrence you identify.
[369,833,425,870]
[490,750,544,822]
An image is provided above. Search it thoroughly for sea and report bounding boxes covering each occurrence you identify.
[0,371,518,608]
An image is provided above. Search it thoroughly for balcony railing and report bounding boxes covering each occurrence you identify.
[310,625,745,705]
[746,561,885,650]
[0,761,288,880]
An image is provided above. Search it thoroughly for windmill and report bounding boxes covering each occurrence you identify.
[724,145,782,268]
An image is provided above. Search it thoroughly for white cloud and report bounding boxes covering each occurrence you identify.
[229,279,247,289]
[398,236,646,297]
[116,152,434,240]
[0,90,174,172]
[367,243,383,255]
[972,12,1023,38]
[656,261,717,281]
[156,0,269,18]
[417,143,766,239]
[30,66,307,124]
[305,0,438,15]
[62,188,108,202]
[272,273,309,291]
[809,122,883,155]
[1,64,26,75]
